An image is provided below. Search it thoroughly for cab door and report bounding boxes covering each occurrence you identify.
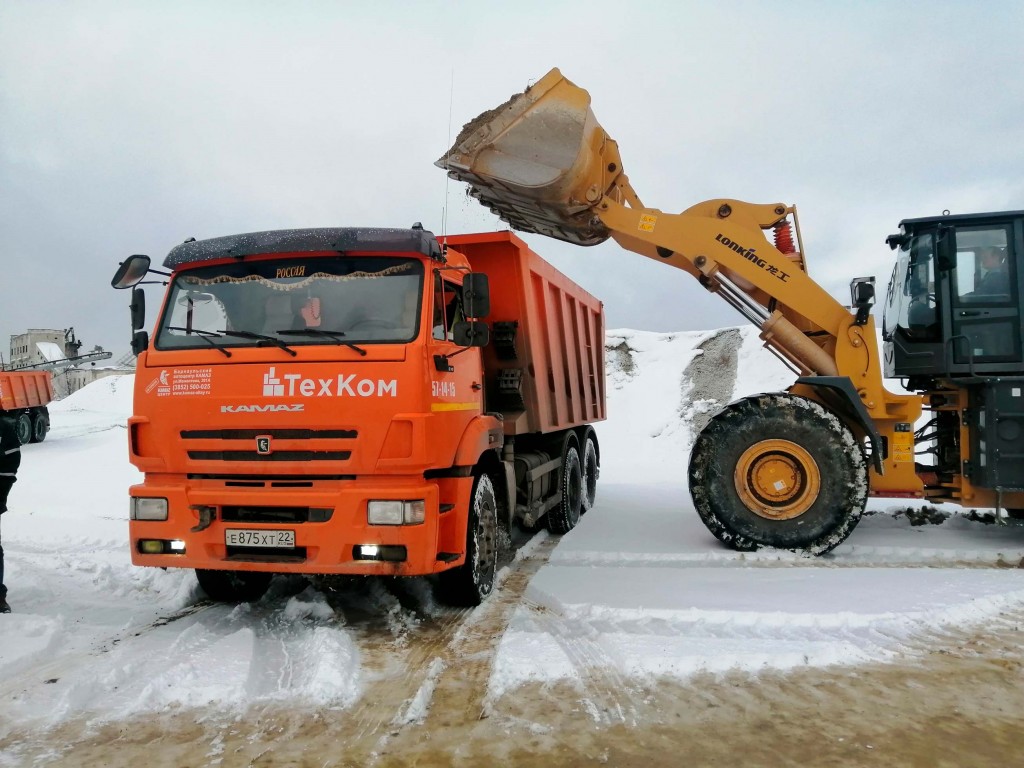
[949,223,1021,367]
[428,272,484,459]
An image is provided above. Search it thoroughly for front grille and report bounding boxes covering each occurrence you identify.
[182,427,356,464]
[182,428,357,439]
[188,474,354,482]
[221,506,332,523]
[188,450,350,462]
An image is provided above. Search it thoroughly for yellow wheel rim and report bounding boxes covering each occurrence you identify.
[734,439,820,520]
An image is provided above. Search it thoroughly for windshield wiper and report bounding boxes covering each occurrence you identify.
[216,329,297,357]
[166,326,232,357]
[276,329,368,356]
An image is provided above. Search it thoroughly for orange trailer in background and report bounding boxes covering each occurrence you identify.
[112,227,604,606]
[0,370,53,444]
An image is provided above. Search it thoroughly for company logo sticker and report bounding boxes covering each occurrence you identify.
[260,367,397,398]
[146,368,211,397]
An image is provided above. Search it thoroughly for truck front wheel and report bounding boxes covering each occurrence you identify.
[195,569,272,603]
[438,473,498,606]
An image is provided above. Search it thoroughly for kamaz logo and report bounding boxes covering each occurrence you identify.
[262,366,397,398]
[221,404,305,413]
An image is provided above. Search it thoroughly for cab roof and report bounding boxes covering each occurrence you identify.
[163,227,442,269]
[898,210,1024,229]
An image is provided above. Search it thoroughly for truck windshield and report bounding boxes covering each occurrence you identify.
[156,256,424,351]
[882,232,937,341]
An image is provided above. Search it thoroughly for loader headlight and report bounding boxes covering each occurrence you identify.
[367,500,425,525]
[131,497,168,521]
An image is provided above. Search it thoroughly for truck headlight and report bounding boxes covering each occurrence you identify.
[367,500,425,525]
[131,497,168,521]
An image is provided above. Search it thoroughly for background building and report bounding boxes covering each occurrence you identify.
[6,328,126,398]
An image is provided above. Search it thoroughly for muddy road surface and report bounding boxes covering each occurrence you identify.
[5,564,1024,767]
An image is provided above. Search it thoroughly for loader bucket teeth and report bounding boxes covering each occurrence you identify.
[437,68,621,246]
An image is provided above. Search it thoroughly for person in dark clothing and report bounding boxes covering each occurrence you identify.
[0,416,22,614]
[976,247,1009,294]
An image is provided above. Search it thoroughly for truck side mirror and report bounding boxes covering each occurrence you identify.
[462,274,490,319]
[130,287,146,332]
[131,331,150,356]
[112,255,152,289]
[452,320,490,347]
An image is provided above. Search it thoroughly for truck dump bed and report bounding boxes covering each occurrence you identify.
[0,371,54,412]
[443,231,605,436]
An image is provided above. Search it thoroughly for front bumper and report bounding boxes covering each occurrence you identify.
[128,474,469,576]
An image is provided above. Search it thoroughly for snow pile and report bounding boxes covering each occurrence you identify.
[599,327,793,484]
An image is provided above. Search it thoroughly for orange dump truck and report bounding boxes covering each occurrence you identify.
[111,227,605,604]
[0,370,53,444]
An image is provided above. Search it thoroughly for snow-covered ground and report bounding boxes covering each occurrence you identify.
[3,327,1024,746]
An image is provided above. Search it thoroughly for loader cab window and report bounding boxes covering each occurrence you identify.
[883,232,938,341]
[953,227,1012,303]
[950,225,1019,363]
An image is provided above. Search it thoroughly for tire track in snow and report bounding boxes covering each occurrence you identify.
[521,600,642,726]
[341,536,561,764]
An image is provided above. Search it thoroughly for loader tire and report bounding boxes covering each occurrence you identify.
[688,393,867,555]
[438,473,498,606]
[547,444,583,534]
[195,568,272,603]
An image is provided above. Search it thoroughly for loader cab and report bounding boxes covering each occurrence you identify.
[883,210,1024,386]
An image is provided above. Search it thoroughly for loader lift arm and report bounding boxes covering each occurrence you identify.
[439,68,924,553]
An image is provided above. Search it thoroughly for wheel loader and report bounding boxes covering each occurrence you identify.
[437,67,1024,554]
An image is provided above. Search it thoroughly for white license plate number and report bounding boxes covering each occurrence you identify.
[225,529,295,548]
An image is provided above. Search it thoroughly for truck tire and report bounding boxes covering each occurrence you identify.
[581,434,599,512]
[195,569,272,603]
[14,413,31,446]
[547,444,583,534]
[688,393,867,555]
[437,473,498,606]
[30,412,49,443]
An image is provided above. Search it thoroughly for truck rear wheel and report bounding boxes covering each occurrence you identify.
[14,414,31,446]
[581,434,599,512]
[547,444,583,534]
[438,473,498,606]
[688,393,867,555]
[30,412,48,443]
[195,568,272,603]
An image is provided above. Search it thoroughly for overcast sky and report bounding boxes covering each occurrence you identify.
[2,1,1022,361]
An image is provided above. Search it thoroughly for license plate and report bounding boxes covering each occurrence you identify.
[225,529,295,548]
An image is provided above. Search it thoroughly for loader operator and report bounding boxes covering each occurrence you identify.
[0,416,22,614]
[976,247,1009,295]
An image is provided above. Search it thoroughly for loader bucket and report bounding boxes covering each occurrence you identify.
[437,68,621,246]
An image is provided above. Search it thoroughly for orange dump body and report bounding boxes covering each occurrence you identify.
[127,229,605,579]
[0,371,54,412]
[442,232,605,435]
